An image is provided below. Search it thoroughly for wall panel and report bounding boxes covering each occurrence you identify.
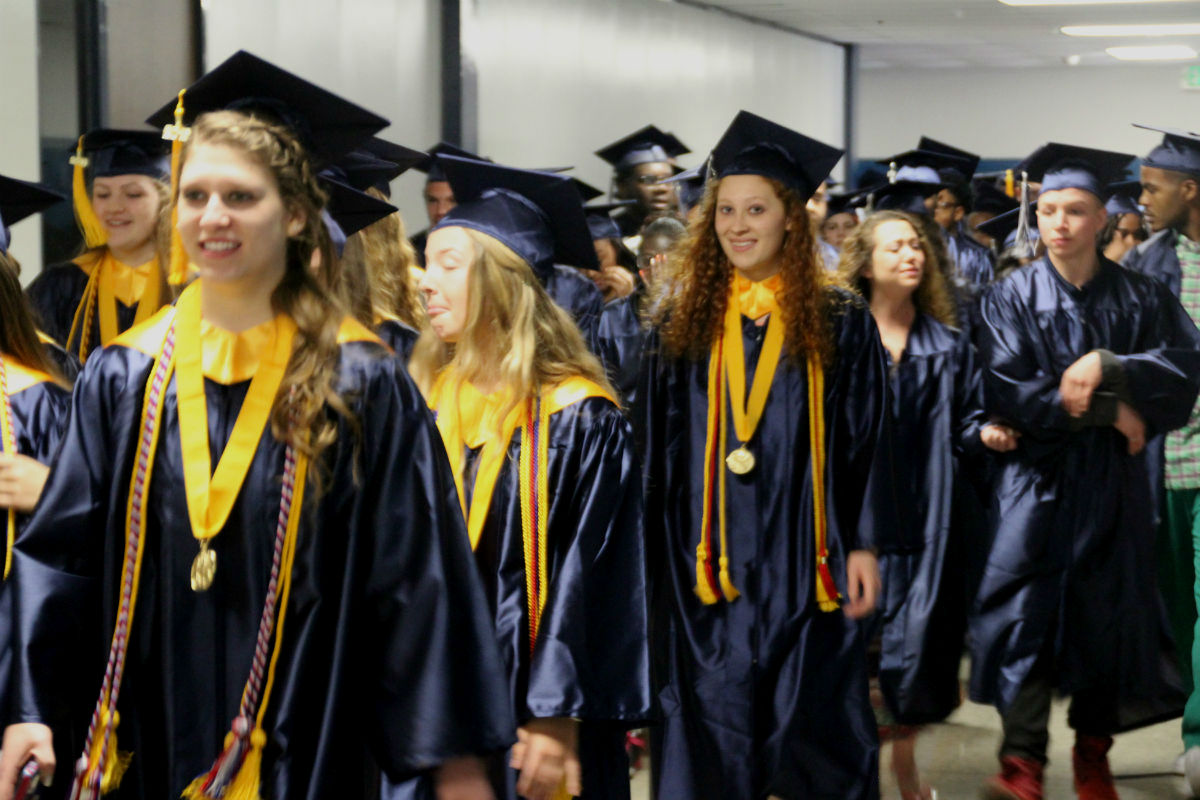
[1,0,45,278]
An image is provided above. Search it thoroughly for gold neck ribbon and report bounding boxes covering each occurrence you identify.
[67,251,163,362]
[174,283,296,548]
[695,274,839,611]
[428,370,613,551]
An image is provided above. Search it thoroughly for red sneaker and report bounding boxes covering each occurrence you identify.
[1073,734,1118,800]
[981,756,1044,800]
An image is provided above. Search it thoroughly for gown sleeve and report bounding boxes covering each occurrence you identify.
[831,298,894,555]
[524,401,652,724]
[1106,278,1200,436]
[340,357,516,777]
[952,333,989,460]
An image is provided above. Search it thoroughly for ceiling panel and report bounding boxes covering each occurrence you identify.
[679,0,1200,68]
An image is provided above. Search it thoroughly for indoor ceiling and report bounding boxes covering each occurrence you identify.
[683,0,1200,69]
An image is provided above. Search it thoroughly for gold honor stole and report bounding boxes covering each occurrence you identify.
[695,274,840,611]
[66,251,162,362]
[0,356,56,579]
[429,372,616,654]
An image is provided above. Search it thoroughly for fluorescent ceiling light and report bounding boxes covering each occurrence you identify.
[1063,23,1200,36]
[1001,0,1193,6]
[1107,44,1199,59]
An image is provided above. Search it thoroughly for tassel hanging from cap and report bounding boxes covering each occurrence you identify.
[71,138,107,249]
[1013,170,1035,260]
[162,89,191,286]
[1004,169,1015,199]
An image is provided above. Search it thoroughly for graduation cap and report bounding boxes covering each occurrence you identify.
[878,149,973,186]
[583,200,636,242]
[68,129,171,249]
[972,180,1019,216]
[917,137,981,178]
[595,125,689,173]
[433,155,599,272]
[977,204,1040,251]
[1014,142,1134,198]
[320,174,398,238]
[657,161,707,212]
[146,50,388,165]
[709,110,843,203]
[1134,124,1200,179]
[871,181,935,215]
[417,142,490,183]
[348,138,427,197]
[571,177,605,203]
[74,129,170,179]
[0,174,65,255]
[326,150,408,195]
[1104,180,1142,218]
[825,191,866,218]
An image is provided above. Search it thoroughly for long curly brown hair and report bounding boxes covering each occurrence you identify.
[0,253,69,388]
[179,111,357,484]
[837,210,957,327]
[651,175,834,365]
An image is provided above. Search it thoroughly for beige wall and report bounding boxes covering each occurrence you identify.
[106,0,196,128]
[0,0,45,279]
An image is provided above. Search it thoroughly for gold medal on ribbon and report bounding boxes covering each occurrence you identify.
[725,446,756,475]
[723,279,784,477]
[191,541,217,591]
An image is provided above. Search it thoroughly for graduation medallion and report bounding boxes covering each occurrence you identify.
[726,446,756,475]
[191,542,216,592]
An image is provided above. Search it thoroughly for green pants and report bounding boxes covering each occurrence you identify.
[1160,488,1200,748]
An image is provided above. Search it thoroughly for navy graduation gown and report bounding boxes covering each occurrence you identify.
[640,289,889,800]
[394,394,653,800]
[945,223,995,288]
[865,313,988,725]
[10,316,515,799]
[969,255,1200,730]
[0,371,71,722]
[26,261,139,358]
[542,265,605,351]
[594,287,646,406]
[375,318,419,363]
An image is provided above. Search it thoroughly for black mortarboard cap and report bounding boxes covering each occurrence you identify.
[417,142,489,182]
[1015,143,1134,198]
[77,129,171,179]
[595,125,689,173]
[917,137,981,177]
[710,110,843,203]
[571,178,605,203]
[1104,180,1143,218]
[433,155,599,272]
[319,175,398,238]
[350,138,426,196]
[977,204,1039,250]
[825,191,865,218]
[0,174,65,255]
[584,200,636,241]
[878,149,974,186]
[871,180,936,215]
[1134,124,1200,179]
[658,161,707,211]
[145,50,388,164]
[972,180,1019,215]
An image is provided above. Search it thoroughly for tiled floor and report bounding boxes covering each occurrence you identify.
[629,698,1190,799]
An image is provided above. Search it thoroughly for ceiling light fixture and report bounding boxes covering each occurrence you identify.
[1107,44,1199,60]
[1001,0,1192,6]
[1063,23,1200,36]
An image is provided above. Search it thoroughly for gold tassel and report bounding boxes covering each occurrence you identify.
[1004,169,1015,199]
[162,90,191,286]
[694,543,718,605]
[81,708,133,794]
[71,138,106,249]
[221,728,267,800]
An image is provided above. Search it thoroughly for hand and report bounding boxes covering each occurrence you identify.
[509,717,581,800]
[980,424,1020,453]
[1113,401,1146,455]
[435,756,495,800]
[843,550,880,620]
[0,723,54,800]
[0,454,50,512]
[591,266,636,304]
[1059,352,1103,417]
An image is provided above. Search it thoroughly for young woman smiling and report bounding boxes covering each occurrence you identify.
[840,210,1014,800]
[0,54,512,800]
[640,110,890,800]
[408,157,651,800]
[27,130,172,363]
